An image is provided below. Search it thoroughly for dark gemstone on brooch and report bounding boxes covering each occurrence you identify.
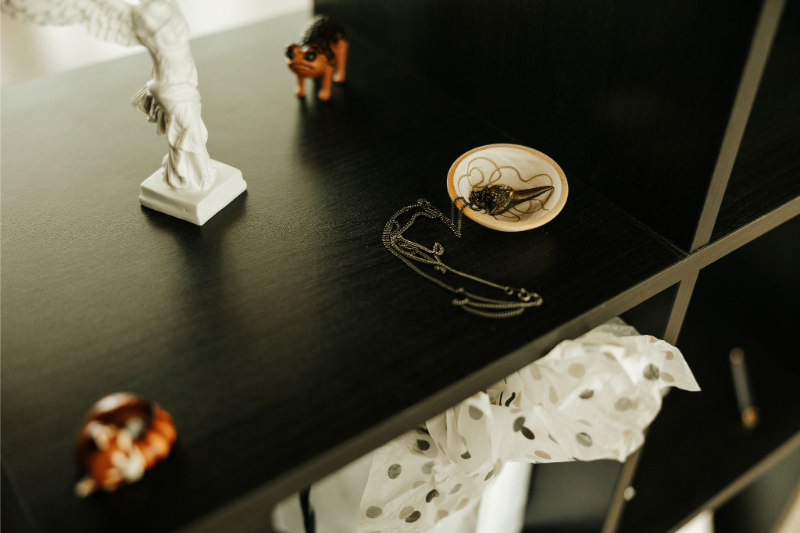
[469,184,554,216]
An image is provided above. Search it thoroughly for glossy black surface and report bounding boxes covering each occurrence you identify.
[619,216,800,533]
[0,13,683,533]
[317,0,763,250]
[712,0,800,242]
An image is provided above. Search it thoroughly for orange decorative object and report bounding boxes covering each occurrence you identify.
[285,16,349,101]
[74,393,177,497]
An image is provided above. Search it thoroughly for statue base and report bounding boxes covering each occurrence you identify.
[139,161,247,226]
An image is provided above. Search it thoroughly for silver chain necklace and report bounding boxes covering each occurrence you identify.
[382,198,543,318]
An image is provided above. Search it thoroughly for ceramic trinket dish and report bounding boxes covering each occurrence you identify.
[74,393,177,497]
[447,144,569,232]
[286,16,349,101]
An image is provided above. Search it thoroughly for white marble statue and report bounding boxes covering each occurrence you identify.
[129,0,215,191]
[2,0,247,225]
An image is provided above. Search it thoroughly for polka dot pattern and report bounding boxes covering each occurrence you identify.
[643,364,660,380]
[358,321,698,533]
[469,406,483,420]
[568,363,586,378]
[513,416,535,439]
[614,397,633,411]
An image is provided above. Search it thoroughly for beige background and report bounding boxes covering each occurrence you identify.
[1,0,310,86]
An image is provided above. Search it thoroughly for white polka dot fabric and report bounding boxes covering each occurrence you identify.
[358,318,699,533]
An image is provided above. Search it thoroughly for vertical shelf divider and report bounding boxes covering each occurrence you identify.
[601,271,698,533]
[603,0,788,527]
[690,0,787,252]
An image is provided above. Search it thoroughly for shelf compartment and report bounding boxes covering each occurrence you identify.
[619,216,800,533]
[319,0,765,252]
[711,0,800,243]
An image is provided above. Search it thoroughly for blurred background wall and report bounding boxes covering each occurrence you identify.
[1,0,310,86]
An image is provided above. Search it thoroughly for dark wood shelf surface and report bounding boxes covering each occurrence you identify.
[1,13,686,533]
[619,216,800,533]
[318,0,765,252]
[711,0,800,243]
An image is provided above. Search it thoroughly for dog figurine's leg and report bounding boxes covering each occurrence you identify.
[296,74,307,97]
[333,39,349,83]
[318,65,334,100]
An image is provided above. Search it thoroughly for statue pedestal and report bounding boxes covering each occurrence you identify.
[139,160,247,225]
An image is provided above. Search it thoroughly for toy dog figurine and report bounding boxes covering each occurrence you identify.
[285,16,349,101]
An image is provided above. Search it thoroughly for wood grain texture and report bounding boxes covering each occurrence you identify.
[619,216,800,533]
[1,13,683,533]
[711,0,800,242]
[317,0,763,251]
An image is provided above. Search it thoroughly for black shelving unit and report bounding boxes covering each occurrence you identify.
[619,216,800,533]
[2,1,799,533]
